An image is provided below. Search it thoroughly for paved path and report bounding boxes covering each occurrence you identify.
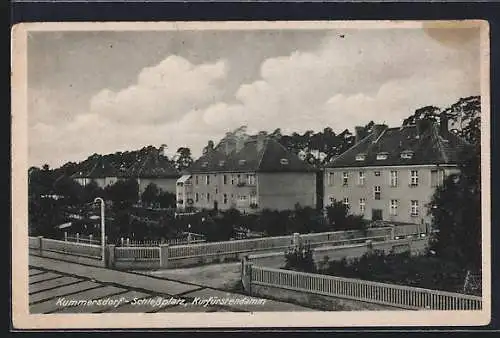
[29,255,314,313]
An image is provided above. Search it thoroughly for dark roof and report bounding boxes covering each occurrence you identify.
[326,123,470,168]
[123,149,180,179]
[72,157,118,178]
[189,135,317,174]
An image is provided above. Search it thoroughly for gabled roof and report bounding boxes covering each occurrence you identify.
[72,157,118,178]
[123,149,180,179]
[189,134,317,174]
[326,123,470,168]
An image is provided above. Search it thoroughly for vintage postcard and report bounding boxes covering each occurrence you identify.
[11,20,491,329]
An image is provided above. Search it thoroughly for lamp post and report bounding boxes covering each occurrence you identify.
[94,197,106,265]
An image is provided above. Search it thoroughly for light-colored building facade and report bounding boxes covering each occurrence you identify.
[124,147,180,195]
[72,159,118,189]
[324,119,468,225]
[177,132,317,213]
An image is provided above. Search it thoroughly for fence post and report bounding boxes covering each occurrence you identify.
[390,227,395,240]
[366,239,373,254]
[160,244,170,268]
[37,236,43,256]
[293,232,301,250]
[76,233,80,243]
[241,256,253,294]
[121,237,124,247]
[407,236,413,254]
[89,234,93,243]
[106,244,115,268]
[64,232,68,242]
[126,238,130,246]
[187,233,192,244]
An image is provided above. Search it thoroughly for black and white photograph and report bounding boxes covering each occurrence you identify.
[11,20,491,328]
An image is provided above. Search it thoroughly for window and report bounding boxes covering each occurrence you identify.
[390,199,398,216]
[239,159,246,166]
[359,198,366,213]
[223,193,228,204]
[374,186,381,200]
[355,153,366,161]
[280,158,289,165]
[250,195,258,206]
[327,172,334,186]
[329,196,335,205]
[195,192,199,202]
[206,175,210,185]
[195,175,199,185]
[401,150,414,159]
[358,171,365,186]
[374,171,381,177]
[201,161,208,168]
[410,170,419,186]
[219,160,226,167]
[342,172,349,186]
[411,200,419,217]
[390,170,398,187]
[223,174,228,185]
[247,174,256,185]
[207,193,211,202]
[431,169,445,187]
[231,175,235,185]
[238,195,248,202]
[343,197,350,209]
[376,152,388,160]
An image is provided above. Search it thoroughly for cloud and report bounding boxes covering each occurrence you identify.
[89,55,227,125]
[193,29,480,135]
[28,28,480,168]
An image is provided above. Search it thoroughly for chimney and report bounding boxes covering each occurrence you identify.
[439,116,449,136]
[224,133,237,156]
[159,144,167,158]
[257,131,267,152]
[371,124,387,142]
[235,135,247,153]
[354,126,364,144]
[416,118,432,137]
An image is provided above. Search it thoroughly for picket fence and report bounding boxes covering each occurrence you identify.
[249,265,482,311]
[114,246,160,260]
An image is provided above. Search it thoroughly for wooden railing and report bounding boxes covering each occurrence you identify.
[250,265,482,310]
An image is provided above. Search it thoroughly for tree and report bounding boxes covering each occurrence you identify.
[173,147,194,171]
[104,178,139,210]
[402,105,441,126]
[141,183,160,207]
[158,190,176,208]
[443,96,481,145]
[52,175,83,204]
[284,242,316,273]
[428,144,481,270]
[325,200,367,231]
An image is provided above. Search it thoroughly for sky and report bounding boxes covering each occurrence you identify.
[27,25,481,168]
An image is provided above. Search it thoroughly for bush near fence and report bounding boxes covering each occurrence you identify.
[242,263,482,311]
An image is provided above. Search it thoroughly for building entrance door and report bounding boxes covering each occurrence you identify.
[372,209,383,221]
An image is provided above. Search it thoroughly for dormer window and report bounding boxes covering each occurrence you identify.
[376,152,389,160]
[219,160,226,167]
[280,158,289,165]
[355,153,366,161]
[400,150,414,159]
[201,162,208,168]
[238,159,246,166]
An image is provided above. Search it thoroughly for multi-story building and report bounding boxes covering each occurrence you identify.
[176,131,318,213]
[72,158,119,188]
[323,118,470,226]
[124,146,180,194]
